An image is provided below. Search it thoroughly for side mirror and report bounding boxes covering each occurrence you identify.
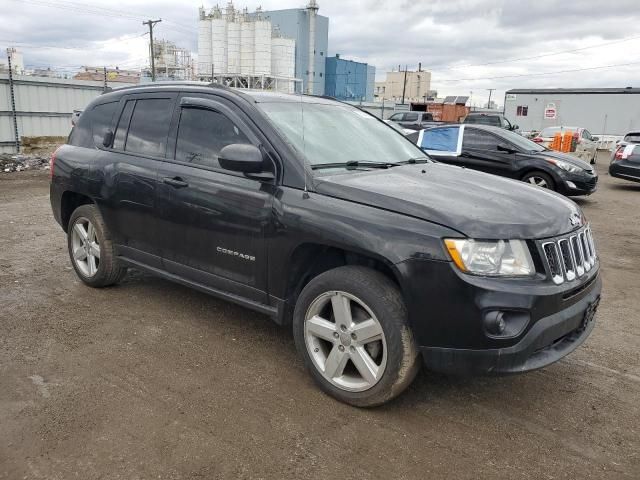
[512,124,519,130]
[497,143,516,154]
[219,144,264,174]
[592,136,600,142]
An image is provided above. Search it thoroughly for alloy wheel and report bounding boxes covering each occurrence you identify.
[527,176,549,188]
[304,291,387,392]
[70,217,101,277]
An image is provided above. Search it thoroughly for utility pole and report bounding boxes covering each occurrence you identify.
[401,65,408,105]
[103,66,108,92]
[6,49,20,153]
[487,88,495,109]
[143,19,162,81]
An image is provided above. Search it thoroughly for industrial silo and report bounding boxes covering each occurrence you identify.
[272,36,296,92]
[240,16,255,75]
[210,8,228,75]
[197,8,212,77]
[253,18,272,75]
[227,20,241,74]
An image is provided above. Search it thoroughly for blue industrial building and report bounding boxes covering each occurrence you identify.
[324,55,375,102]
[259,4,329,96]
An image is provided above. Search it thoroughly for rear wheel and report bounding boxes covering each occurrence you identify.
[67,204,126,287]
[293,266,420,407]
[522,171,555,191]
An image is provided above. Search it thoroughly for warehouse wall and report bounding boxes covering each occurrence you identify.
[504,92,640,135]
[0,74,134,153]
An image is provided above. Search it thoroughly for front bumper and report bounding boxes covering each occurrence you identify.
[396,258,602,376]
[421,274,601,374]
[559,171,598,196]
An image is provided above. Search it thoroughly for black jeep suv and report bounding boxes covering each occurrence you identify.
[50,83,602,406]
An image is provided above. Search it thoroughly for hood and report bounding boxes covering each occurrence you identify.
[536,150,593,171]
[314,163,582,239]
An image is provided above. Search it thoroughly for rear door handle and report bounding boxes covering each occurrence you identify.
[163,177,189,188]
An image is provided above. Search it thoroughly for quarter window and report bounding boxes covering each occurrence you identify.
[124,98,173,157]
[420,126,461,154]
[91,101,118,147]
[175,108,251,168]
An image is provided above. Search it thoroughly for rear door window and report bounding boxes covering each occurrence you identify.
[124,98,174,157]
[418,126,462,156]
[175,107,251,169]
[462,128,501,151]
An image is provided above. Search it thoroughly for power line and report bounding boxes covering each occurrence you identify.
[7,0,192,34]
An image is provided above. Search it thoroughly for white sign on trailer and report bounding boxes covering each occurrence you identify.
[544,102,557,119]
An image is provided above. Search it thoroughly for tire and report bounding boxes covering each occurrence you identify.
[522,171,556,191]
[293,266,420,407]
[67,204,126,287]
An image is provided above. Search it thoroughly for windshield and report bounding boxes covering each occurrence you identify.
[465,115,501,126]
[497,128,547,152]
[539,126,578,137]
[257,101,427,167]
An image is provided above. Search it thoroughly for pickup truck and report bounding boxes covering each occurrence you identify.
[50,83,601,406]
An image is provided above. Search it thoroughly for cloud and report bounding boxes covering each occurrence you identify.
[1,0,638,105]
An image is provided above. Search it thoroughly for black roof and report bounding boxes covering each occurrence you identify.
[506,87,640,95]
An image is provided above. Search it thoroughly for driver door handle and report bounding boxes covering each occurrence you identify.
[163,176,189,188]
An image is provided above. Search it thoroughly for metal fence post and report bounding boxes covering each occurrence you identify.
[6,48,20,153]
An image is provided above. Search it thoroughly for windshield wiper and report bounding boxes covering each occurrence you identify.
[397,157,430,165]
[311,161,399,170]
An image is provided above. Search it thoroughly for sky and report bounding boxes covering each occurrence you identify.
[1,0,639,107]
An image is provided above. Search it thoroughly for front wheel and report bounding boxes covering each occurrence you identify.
[522,171,556,191]
[293,266,420,407]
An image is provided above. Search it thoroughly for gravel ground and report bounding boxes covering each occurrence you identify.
[0,151,639,479]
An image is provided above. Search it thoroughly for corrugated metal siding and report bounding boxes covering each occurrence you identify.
[0,74,134,153]
[504,92,640,135]
[325,57,375,102]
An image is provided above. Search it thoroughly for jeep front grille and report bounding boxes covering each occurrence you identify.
[541,226,597,285]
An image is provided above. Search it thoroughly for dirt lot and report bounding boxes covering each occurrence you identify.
[1,152,639,479]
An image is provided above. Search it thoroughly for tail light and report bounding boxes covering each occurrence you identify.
[532,137,543,143]
[49,146,61,180]
[573,132,580,143]
[613,145,625,161]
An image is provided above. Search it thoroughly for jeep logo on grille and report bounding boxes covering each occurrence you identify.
[569,213,581,227]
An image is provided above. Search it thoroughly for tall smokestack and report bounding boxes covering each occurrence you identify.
[306,0,319,95]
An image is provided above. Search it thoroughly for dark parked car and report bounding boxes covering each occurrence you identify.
[412,124,597,196]
[50,84,601,406]
[611,131,640,163]
[388,111,444,129]
[463,112,518,131]
[610,143,640,183]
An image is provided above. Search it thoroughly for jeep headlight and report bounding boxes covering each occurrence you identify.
[444,239,534,276]
[547,158,581,173]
